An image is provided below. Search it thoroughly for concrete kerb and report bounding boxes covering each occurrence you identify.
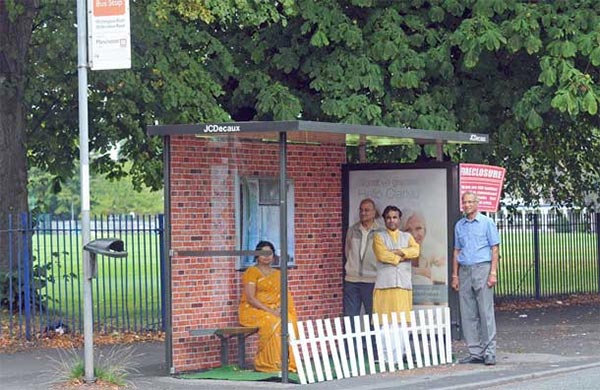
[427,359,600,390]
[130,352,600,390]
[280,354,600,390]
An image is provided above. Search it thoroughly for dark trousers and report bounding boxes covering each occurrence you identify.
[343,281,375,319]
[343,281,376,355]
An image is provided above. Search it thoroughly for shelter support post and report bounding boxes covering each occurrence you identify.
[279,131,289,383]
[436,141,443,162]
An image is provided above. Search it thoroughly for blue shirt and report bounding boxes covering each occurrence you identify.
[454,213,500,265]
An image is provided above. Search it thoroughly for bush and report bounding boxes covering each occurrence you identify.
[0,258,77,312]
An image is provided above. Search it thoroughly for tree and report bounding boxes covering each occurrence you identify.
[90,170,164,215]
[21,0,296,218]
[0,0,292,270]
[164,0,600,208]
[28,166,79,218]
[0,0,39,271]
[5,0,600,270]
[28,164,163,217]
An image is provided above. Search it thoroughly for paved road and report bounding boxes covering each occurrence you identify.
[488,364,600,390]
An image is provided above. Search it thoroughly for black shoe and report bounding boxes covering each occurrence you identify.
[484,355,496,366]
[458,355,484,364]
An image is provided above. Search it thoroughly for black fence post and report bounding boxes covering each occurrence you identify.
[532,213,541,299]
[20,213,32,340]
[596,212,600,295]
[158,214,166,331]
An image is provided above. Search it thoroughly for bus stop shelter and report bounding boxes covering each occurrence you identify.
[147,120,488,378]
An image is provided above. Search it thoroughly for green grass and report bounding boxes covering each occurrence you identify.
[496,231,599,297]
[30,231,162,331]
[48,345,140,386]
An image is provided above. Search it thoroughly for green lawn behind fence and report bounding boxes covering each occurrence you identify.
[22,226,600,331]
[30,231,162,332]
[497,231,599,297]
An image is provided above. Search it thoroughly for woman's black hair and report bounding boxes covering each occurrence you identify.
[254,240,276,261]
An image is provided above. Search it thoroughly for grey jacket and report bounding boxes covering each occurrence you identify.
[344,221,382,283]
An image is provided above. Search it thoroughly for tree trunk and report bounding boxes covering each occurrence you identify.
[0,0,39,272]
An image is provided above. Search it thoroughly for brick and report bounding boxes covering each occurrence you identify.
[168,135,345,372]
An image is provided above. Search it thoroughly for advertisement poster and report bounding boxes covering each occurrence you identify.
[347,167,449,309]
[459,163,506,212]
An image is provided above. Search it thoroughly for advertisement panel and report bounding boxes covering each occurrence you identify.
[345,165,452,310]
[87,0,131,70]
[459,163,506,212]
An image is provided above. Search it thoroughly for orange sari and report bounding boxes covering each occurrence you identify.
[239,266,297,372]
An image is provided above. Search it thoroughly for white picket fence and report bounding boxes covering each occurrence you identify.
[288,307,452,385]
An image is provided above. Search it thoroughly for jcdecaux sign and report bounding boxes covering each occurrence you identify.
[203,125,241,133]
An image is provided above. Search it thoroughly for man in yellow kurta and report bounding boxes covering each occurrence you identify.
[373,205,420,365]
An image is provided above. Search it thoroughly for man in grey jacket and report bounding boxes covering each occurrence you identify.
[344,198,382,320]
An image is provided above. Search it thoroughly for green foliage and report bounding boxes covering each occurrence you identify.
[18,0,600,208]
[5,0,26,22]
[89,168,164,215]
[28,165,163,217]
[28,167,79,217]
[0,254,74,311]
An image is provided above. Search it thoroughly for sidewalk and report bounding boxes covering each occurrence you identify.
[1,301,599,389]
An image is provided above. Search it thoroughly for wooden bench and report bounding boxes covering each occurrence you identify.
[190,327,258,368]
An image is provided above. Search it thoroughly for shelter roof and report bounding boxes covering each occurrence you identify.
[147,120,488,146]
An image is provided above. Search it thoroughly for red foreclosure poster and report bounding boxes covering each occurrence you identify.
[459,163,506,212]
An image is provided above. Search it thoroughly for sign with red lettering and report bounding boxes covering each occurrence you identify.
[459,163,506,212]
[87,0,131,70]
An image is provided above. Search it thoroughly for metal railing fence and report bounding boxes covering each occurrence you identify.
[0,213,165,340]
[490,209,600,300]
[2,209,599,340]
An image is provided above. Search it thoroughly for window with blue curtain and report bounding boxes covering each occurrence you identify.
[239,177,295,269]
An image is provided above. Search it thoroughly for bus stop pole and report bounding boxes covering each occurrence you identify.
[76,0,94,382]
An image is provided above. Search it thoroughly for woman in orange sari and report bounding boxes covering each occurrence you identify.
[239,241,297,373]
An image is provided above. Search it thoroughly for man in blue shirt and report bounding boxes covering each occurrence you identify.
[452,192,500,366]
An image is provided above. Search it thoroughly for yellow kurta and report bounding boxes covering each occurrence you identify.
[239,266,297,372]
[372,230,419,323]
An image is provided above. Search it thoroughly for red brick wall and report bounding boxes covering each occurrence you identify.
[168,135,346,372]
